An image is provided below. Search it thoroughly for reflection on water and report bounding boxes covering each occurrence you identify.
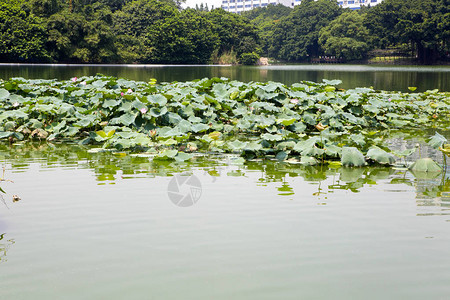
[0,233,14,264]
[0,64,449,92]
[1,142,450,299]
[1,142,448,213]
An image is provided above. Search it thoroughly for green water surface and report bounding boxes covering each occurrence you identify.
[0,143,449,299]
[1,64,449,92]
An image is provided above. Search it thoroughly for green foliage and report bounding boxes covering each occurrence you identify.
[269,0,341,61]
[364,0,449,64]
[239,52,260,65]
[319,11,371,61]
[206,8,260,58]
[0,75,449,167]
[242,4,291,56]
[0,0,50,62]
[45,1,118,63]
[1,0,447,64]
[146,9,219,64]
[409,158,442,173]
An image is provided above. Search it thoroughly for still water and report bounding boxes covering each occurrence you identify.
[0,143,449,299]
[0,63,449,92]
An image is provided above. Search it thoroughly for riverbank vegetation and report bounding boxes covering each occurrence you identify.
[0,0,447,65]
[0,76,449,169]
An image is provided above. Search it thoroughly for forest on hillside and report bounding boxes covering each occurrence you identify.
[0,0,448,64]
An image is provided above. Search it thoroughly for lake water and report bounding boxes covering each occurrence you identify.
[0,63,449,92]
[0,65,449,298]
[0,143,449,299]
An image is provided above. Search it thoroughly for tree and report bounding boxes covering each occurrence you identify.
[0,0,50,62]
[146,9,219,63]
[269,0,342,61]
[46,2,117,63]
[319,11,371,61]
[242,4,292,56]
[206,8,260,57]
[365,0,449,64]
[113,0,177,62]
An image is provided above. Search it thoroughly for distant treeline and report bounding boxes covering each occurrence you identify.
[0,0,448,64]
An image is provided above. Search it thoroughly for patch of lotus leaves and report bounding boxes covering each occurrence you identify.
[0,75,449,166]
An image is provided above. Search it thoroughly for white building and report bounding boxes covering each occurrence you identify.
[221,0,384,13]
[221,0,294,13]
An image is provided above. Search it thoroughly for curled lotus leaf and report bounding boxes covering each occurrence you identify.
[341,147,366,167]
[366,146,396,165]
[409,158,442,173]
[428,132,447,149]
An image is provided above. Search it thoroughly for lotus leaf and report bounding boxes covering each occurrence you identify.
[341,147,366,167]
[149,107,168,118]
[366,147,396,165]
[300,156,318,166]
[191,123,210,133]
[0,76,448,167]
[0,88,10,99]
[261,133,283,142]
[409,158,442,173]
[228,140,248,151]
[428,132,448,149]
[276,151,288,161]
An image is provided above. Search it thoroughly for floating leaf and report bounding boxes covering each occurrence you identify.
[175,152,193,162]
[300,156,318,166]
[191,123,210,133]
[228,140,248,151]
[393,148,417,158]
[147,94,167,106]
[155,150,178,160]
[276,151,288,161]
[261,133,283,141]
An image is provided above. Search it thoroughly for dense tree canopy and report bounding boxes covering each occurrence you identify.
[0,0,49,62]
[206,8,260,57]
[269,0,342,61]
[242,4,291,56]
[0,0,447,64]
[365,0,449,64]
[319,11,371,61]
